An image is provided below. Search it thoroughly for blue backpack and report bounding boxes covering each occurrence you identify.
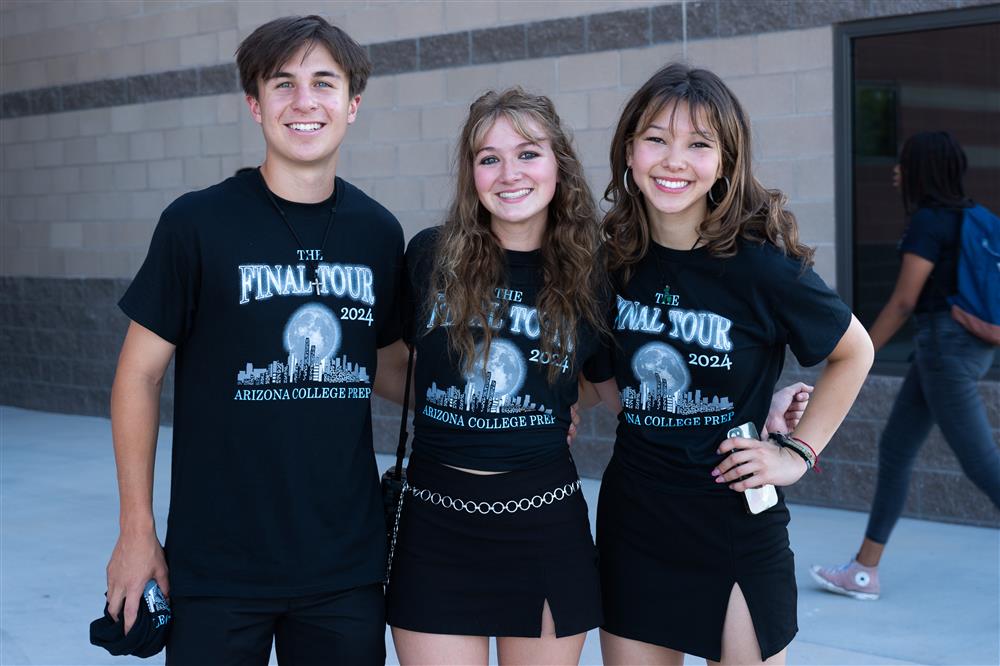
[949,204,1000,345]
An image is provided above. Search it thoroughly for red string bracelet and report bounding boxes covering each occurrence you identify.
[791,436,822,473]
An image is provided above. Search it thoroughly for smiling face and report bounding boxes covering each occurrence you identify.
[246,42,359,169]
[628,100,722,233]
[472,115,558,238]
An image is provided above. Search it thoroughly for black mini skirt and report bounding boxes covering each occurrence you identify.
[385,453,602,638]
[596,454,797,662]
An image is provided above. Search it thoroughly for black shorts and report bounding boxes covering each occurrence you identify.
[165,583,385,666]
[597,455,797,662]
[386,453,602,638]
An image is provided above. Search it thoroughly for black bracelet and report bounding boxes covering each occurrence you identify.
[768,432,814,469]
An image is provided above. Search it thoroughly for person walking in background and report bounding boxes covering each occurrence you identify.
[811,131,999,601]
[105,16,402,664]
[590,63,874,665]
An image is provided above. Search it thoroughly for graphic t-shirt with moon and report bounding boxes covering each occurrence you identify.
[404,228,611,472]
[597,239,852,492]
[118,170,404,597]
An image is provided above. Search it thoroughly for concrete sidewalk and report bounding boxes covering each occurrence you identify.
[1,406,997,665]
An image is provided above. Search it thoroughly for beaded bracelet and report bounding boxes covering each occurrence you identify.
[768,432,821,472]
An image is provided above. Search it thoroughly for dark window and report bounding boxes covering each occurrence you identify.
[839,14,1000,371]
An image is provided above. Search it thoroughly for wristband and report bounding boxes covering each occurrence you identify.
[768,432,821,472]
[791,436,820,463]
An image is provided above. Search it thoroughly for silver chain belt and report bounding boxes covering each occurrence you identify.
[405,479,582,515]
[385,477,583,585]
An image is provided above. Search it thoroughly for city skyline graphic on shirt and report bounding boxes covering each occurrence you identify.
[235,303,369,386]
[619,341,732,414]
[424,338,552,415]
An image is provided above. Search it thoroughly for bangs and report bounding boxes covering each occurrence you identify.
[470,108,548,154]
[634,91,720,141]
[261,38,321,80]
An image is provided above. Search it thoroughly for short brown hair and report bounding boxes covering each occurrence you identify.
[236,15,371,99]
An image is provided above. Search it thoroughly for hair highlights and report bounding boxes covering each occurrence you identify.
[602,63,814,282]
[428,88,607,382]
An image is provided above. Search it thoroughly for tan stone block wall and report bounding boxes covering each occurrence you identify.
[1,92,242,278]
[1,0,669,89]
[2,1,834,286]
[331,26,836,283]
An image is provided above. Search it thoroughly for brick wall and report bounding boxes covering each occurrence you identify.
[2,0,997,526]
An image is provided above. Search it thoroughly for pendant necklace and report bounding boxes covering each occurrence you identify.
[256,167,338,296]
[651,234,702,306]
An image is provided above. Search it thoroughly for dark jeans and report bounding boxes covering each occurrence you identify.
[865,312,999,545]
[165,582,386,666]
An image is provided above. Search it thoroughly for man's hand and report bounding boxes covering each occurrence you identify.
[106,529,169,634]
[765,382,813,435]
[107,322,174,634]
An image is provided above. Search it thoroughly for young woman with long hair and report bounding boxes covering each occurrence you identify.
[588,64,874,665]
[379,88,609,666]
[811,132,999,601]
[373,86,813,666]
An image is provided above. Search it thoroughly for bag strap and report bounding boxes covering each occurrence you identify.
[393,344,415,479]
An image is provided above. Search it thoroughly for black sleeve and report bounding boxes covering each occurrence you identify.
[118,203,200,345]
[898,208,946,264]
[580,280,616,383]
[766,252,853,367]
[581,338,615,383]
[402,227,439,345]
[376,221,405,348]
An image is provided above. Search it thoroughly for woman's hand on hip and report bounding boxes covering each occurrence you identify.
[713,436,808,490]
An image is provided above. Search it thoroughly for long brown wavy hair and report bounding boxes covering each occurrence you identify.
[602,63,813,283]
[427,88,606,382]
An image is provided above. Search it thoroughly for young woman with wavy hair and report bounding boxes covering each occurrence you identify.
[374,84,821,666]
[376,88,609,666]
[587,64,874,665]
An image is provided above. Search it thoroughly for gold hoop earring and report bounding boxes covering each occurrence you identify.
[623,167,638,197]
[708,176,731,206]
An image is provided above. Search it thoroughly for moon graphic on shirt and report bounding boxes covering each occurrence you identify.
[283,303,341,361]
[463,339,526,399]
[631,341,689,397]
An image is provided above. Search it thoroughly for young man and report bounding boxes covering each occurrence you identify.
[104,16,402,665]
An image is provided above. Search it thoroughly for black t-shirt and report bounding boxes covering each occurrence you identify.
[119,169,404,597]
[595,239,852,492]
[897,206,963,313]
[403,227,611,471]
